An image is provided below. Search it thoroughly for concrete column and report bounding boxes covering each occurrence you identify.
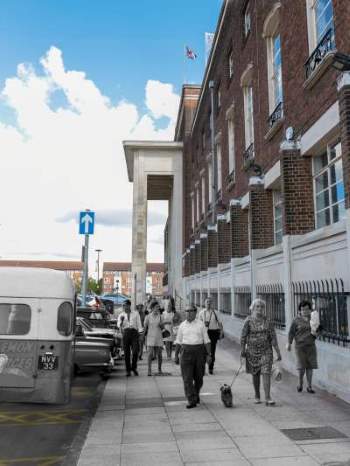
[282,235,294,330]
[131,153,147,307]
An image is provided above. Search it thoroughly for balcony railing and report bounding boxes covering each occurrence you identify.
[305,27,335,80]
[268,102,283,129]
[243,143,255,170]
[292,278,350,347]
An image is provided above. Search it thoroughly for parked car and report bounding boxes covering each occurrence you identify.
[101,293,129,306]
[74,323,114,378]
[76,306,111,328]
[77,317,121,350]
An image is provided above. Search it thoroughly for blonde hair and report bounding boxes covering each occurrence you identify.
[249,298,266,314]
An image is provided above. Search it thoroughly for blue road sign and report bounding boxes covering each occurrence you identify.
[79,211,95,235]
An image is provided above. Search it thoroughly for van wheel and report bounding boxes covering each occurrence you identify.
[100,371,110,380]
[74,364,79,376]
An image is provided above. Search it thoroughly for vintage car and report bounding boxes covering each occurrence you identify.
[74,322,114,378]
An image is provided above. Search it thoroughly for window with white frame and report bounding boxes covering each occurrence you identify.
[306,0,334,52]
[191,193,195,229]
[264,4,283,116]
[208,163,213,204]
[243,86,254,149]
[216,143,222,191]
[228,118,235,175]
[201,176,206,213]
[244,4,251,37]
[313,141,345,229]
[228,49,234,78]
[196,186,200,223]
[273,191,283,245]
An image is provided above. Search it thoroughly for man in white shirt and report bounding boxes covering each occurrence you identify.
[198,297,223,374]
[174,305,211,409]
[117,300,143,376]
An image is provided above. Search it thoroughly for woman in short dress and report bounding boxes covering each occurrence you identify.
[144,301,169,376]
[241,298,282,405]
[287,300,318,393]
[162,297,182,359]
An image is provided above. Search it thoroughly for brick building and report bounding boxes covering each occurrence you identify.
[0,260,83,288]
[102,262,164,297]
[171,0,350,401]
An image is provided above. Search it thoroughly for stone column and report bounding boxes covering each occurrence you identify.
[280,141,314,235]
[131,153,147,307]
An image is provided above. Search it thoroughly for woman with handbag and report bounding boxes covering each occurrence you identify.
[144,300,171,376]
[199,297,223,374]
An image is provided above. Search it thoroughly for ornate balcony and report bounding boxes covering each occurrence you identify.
[305,28,335,80]
[243,143,255,170]
[268,101,283,129]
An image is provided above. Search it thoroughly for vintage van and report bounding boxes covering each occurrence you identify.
[0,267,75,403]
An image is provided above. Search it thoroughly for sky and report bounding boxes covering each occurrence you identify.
[0,0,222,274]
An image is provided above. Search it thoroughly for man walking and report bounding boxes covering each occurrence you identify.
[117,300,143,376]
[199,297,223,374]
[175,305,211,409]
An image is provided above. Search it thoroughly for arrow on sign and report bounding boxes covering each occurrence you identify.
[81,214,93,234]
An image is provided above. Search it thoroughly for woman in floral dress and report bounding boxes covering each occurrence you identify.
[240,298,282,405]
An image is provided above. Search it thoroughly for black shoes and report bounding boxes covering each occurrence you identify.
[297,385,303,392]
[186,402,197,409]
[209,368,213,375]
[132,369,139,376]
[307,387,315,394]
[126,372,131,377]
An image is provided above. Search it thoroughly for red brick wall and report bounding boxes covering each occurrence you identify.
[338,84,350,209]
[217,217,231,264]
[230,204,249,257]
[249,183,274,249]
[200,236,208,271]
[207,229,218,268]
[280,147,315,235]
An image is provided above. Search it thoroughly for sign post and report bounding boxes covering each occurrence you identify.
[79,210,95,306]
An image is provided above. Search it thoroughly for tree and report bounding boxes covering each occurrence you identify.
[87,277,102,295]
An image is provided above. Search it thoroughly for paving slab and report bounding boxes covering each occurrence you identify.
[77,340,350,466]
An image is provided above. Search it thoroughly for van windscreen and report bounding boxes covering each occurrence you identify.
[0,304,31,335]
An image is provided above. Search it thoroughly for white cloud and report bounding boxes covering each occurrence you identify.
[0,46,179,270]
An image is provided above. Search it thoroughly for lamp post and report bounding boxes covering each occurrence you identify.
[95,249,102,289]
[115,279,120,302]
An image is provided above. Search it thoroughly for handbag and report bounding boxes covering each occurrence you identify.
[162,329,171,339]
[210,311,224,340]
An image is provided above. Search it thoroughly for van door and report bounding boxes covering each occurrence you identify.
[0,298,38,388]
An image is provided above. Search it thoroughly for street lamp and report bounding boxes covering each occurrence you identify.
[331,52,350,72]
[115,279,120,302]
[95,249,102,284]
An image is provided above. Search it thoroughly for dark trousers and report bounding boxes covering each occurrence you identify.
[123,328,139,372]
[207,329,220,370]
[180,344,206,404]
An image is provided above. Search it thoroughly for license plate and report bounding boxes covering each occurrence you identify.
[38,355,58,370]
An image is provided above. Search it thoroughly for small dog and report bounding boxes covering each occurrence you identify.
[220,384,233,408]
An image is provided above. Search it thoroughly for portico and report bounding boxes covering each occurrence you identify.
[123,140,183,305]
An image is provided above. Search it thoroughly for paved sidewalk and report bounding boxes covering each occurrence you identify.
[77,339,350,466]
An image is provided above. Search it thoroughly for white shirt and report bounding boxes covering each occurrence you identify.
[175,319,210,345]
[198,308,221,330]
[117,310,143,332]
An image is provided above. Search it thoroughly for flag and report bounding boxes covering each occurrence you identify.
[185,46,197,60]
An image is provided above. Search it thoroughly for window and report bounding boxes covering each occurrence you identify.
[191,193,195,229]
[196,186,200,223]
[228,49,234,78]
[201,176,206,214]
[244,86,254,148]
[57,301,74,336]
[307,0,334,52]
[313,141,345,229]
[216,143,222,191]
[217,86,221,110]
[208,163,213,204]
[244,4,251,37]
[227,118,235,175]
[0,304,31,335]
[273,191,283,245]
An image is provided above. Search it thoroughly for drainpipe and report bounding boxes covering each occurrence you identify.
[209,80,217,226]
